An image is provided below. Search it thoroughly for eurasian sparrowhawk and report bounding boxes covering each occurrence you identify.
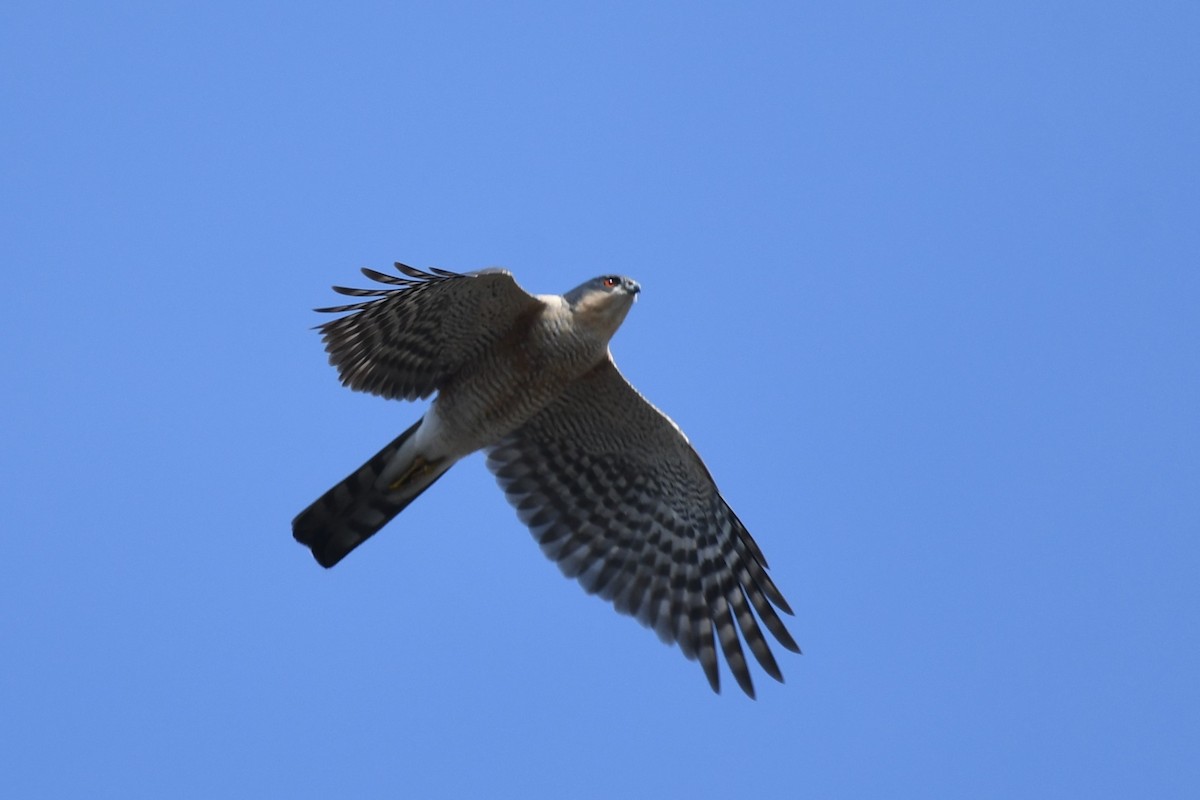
[293,263,799,697]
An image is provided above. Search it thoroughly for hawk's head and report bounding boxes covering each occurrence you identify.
[564,275,641,337]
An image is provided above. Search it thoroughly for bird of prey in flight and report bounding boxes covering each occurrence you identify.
[293,263,799,697]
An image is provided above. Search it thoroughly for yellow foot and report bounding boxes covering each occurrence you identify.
[388,456,439,491]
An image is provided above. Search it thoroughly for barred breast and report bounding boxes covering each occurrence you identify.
[428,300,610,458]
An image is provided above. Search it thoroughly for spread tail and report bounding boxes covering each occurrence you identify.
[293,418,452,567]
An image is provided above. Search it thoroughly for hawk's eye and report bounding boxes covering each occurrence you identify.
[603,276,620,288]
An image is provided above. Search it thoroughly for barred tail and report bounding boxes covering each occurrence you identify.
[293,418,452,568]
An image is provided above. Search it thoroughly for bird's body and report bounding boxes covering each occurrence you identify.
[416,293,612,460]
[294,264,799,697]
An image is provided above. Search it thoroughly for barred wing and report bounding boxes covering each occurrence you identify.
[316,263,542,400]
[486,358,799,697]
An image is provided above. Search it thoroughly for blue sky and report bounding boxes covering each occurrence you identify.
[2,1,1197,797]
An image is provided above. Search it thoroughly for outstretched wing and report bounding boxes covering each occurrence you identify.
[315,263,542,400]
[485,358,799,697]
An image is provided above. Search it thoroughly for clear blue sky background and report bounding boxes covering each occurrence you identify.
[2,2,1197,797]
